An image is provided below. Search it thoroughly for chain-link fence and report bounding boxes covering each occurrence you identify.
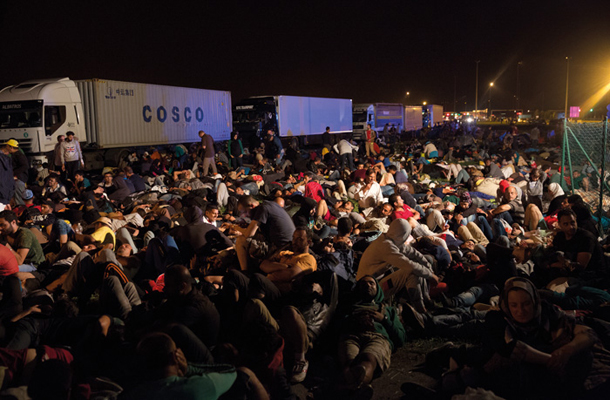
[561,120,610,235]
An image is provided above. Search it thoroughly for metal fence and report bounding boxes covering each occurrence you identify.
[560,119,610,235]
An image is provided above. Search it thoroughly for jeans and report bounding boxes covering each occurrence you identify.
[474,215,494,241]
[231,156,243,170]
[380,185,394,197]
[340,153,355,170]
[18,264,37,272]
[455,169,470,185]
[450,284,499,308]
[241,182,259,196]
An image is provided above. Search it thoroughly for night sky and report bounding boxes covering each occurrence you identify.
[2,0,609,112]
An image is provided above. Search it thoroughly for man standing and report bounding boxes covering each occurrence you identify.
[198,130,217,177]
[4,140,28,206]
[60,131,84,180]
[53,135,65,173]
[265,129,284,165]
[365,124,377,157]
[0,142,15,211]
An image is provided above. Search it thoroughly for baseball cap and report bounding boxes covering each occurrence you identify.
[23,190,34,200]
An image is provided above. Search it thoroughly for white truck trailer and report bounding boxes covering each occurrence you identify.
[0,78,232,166]
[404,106,423,132]
[233,95,352,146]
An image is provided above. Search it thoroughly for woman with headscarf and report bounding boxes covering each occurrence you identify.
[483,277,610,398]
[545,182,566,215]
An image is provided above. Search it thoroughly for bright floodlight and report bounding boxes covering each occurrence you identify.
[490,82,494,87]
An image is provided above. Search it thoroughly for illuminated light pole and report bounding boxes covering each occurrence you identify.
[516,61,522,110]
[475,60,480,116]
[488,82,494,119]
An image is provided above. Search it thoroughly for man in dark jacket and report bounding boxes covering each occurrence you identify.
[0,142,14,209]
[156,264,221,349]
[5,140,28,205]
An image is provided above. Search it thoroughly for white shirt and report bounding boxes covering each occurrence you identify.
[355,181,383,209]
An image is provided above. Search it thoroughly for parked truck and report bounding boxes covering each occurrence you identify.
[423,104,444,127]
[404,106,423,132]
[352,103,404,140]
[0,77,232,167]
[233,95,352,147]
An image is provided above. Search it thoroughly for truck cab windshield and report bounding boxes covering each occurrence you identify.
[0,101,42,129]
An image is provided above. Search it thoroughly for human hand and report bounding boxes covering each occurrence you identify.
[370,310,385,322]
[428,274,440,286]
[547,347,573,375]
[175,348,188,377]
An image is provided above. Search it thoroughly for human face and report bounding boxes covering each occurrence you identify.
[206,208,219,222]
[505,187,518,201]
[365,172,376,184]
[394,197,404,207]
[104,174,113,184]
[48,177,57,188]
[0,218,16,236]
[381,205,393,216]
[462,240,475,251]
[292,229,309,253]
[41,204,53,215]
[117,244,132,257]
[66,135,73,142]
[343,201,354,212]
[559,214,577,238]
[507,289,535,324]
[358,277,377,299]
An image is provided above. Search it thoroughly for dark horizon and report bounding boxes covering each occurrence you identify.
[1,1,609,113]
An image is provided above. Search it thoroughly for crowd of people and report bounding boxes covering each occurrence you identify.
[0,122,609,399]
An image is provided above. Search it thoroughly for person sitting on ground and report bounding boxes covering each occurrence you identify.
[389,193,420,222]
[337,275,406,394]
[356,219,439,312]
[232,196,296,271]
[0,210,45,272]
[481,277,609,398]
[122,332,268,400]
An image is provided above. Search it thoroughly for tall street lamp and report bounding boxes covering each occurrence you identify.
[489,82,494,119]
[475,60,480,115]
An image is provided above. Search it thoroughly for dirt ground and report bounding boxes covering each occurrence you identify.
[291,337,447,400]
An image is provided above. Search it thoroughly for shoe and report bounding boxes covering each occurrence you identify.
[402,303,427,336]
[291,359,309,383]
[424,342,456,372]
[440,293,456,308]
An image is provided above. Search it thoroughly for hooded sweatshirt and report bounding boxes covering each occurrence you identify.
[356,219,433,281]
[344,278,407,351]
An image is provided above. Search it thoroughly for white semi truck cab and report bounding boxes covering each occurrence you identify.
[0,77,232,167]
[0,78,86,159]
